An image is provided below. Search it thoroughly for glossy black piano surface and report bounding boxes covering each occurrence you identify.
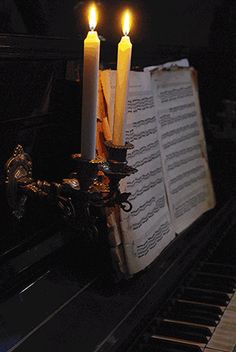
[1,32,236,352]
[1,198,236,352]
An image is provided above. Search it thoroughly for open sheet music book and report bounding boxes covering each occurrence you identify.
[98,63,215,278]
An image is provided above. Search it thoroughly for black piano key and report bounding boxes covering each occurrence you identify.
[170,300,223,316]
[150,320,210,343]
[139,338,203,352]
[189,273,236,293]
[209,246,236,266]
[196,270,236,281]
[177,287,230,306]
[200,262,236,278]
[128,222,236,352]
[164,302,222,327]
[164,310,218,327]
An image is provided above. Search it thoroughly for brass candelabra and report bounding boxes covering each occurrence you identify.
[5,142,137,238]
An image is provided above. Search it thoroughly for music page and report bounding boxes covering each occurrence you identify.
[150,67,215,234]
[100,70,175,275]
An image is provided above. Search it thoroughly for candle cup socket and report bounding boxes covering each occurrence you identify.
[103,140,133,163]
[71,153,107,191]
[103,141,137,191]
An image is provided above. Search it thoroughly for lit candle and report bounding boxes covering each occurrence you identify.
[81,4,100,160]
[113,10,132,145]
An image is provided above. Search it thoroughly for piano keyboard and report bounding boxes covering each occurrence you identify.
[129,227,236,352]
[206,290,236,351]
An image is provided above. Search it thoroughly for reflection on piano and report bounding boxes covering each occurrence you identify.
[1,33,236,352]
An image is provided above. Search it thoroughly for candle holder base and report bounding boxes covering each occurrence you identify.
[4,142,138,238]
[103,140,138,211]
[71,153,108,191]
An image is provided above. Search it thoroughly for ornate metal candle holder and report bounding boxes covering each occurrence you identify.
[5,142,137,238]
[103,141,137,211]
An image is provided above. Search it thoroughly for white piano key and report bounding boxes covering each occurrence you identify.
[207,340,235,351]
[205,290,236,352]
[152,334,206,350]
[163,318,215,333]
[204,349,224,352]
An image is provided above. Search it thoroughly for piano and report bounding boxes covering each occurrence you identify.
[1,32,236,352]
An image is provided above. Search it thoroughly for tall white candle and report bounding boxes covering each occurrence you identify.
[113,10,132,145]
[81,4,100,160]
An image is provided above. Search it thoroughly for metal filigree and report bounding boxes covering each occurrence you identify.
[5,142,138,238]
[5,145,32,219]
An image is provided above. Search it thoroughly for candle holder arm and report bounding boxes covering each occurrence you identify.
[4,143,137,238]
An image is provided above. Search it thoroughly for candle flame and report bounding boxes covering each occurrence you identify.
[122,10,131,36]
[88,4,97,31]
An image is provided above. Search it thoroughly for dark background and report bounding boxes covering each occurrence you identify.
[1,0,236,114]
[0,0,228,46]
[0,3,235,350]
[0,0,235,263]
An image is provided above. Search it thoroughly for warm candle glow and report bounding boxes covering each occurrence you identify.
[88,4,97,31]
[113,9,133,145]
[81,2,100,159]
[122,10,131,36]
